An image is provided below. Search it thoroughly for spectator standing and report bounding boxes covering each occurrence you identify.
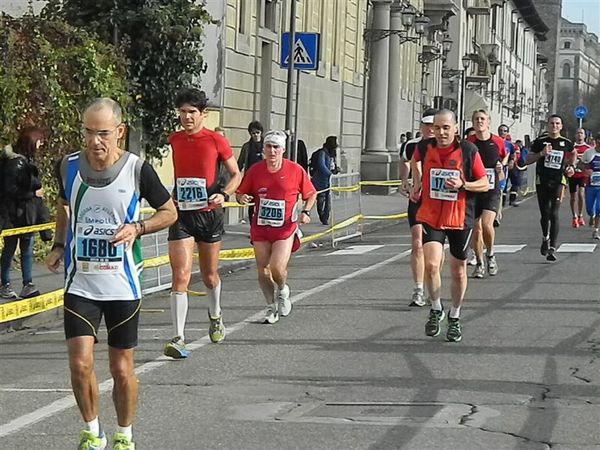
[310,136,339,225]
[0,126,47,299]
[238,121,264,220]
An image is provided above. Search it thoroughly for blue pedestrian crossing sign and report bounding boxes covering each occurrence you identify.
[280,32,320,70]
[574,105,588,119]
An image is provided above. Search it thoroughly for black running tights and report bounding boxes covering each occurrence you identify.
[536,184,562,247]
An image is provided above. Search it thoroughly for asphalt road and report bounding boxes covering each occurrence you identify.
[0,195,599,450]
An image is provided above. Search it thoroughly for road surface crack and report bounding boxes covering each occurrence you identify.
[569,367,591,383]
[461,403,553,448]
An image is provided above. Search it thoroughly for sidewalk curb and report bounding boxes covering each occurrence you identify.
[0,217,403,335]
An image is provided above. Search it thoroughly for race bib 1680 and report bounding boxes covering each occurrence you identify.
[75,223,123,274]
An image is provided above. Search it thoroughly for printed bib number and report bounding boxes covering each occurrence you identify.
[544,150,564,170]
[485,168,496,190]
[176,177,207,210]
[591,172,600,186]
[75,223,123,274]
[257,198,285,227]
[429,168,460,201]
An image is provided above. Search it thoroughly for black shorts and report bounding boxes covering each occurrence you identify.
[422,224,473,260]
[407,200,421,228]
[568,177,586,194]
[168,208,224,243]
[474,190,501,217]
[64,293,141,349]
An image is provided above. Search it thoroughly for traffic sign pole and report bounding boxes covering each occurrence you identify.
[285,0,297,161]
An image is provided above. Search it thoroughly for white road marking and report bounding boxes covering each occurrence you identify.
[0,249,410,438]
[493,244,527,253]
[0,388,72,393]
[327,245,384,256]
[557,243,597,253]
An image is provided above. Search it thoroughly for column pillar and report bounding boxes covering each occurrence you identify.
[386,1,402,154]
[361,0,393,190]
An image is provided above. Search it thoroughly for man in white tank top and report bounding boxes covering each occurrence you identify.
[45,98,176,450]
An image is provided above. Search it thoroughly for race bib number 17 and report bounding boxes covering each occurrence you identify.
[429,168,460,201]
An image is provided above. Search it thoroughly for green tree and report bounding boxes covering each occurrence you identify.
[0,14,129,192]
[44,0,212,159]
[0,14,129,257]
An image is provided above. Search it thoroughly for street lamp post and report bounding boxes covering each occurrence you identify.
[460,54,471,133]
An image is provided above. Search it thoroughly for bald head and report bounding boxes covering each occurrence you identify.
[435,109,457,124]
[83,98,122,126]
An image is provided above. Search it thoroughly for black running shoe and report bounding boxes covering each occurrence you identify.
[425,309,445,337]
[546,247,557,262]
[540,239,549,256]
[446,317,462,342]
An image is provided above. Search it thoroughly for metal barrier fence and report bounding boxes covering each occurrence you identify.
[330,173,362,246]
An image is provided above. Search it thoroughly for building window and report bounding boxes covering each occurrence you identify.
[265,0,277,32]
[238,0,246,34]
[564,41,571,49]
[563,62,571,78]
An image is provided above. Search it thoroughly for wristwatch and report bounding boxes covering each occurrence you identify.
[219,191,230,201]
[301,210,311,217]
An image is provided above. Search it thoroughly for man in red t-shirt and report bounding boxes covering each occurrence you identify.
[236,130,316,324]
[410,110,488,342]
[569,128,591,228]
[466,109,508,279]
[164,89,241,358]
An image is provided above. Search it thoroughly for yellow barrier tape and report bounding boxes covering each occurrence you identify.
[0,289,64,323]
[300,214,363,243]
[1,222,56,237]
[363,213,407,220]
[331,185,361,193]
[359,180,402,186]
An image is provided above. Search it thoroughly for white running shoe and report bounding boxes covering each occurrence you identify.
[263,305,279,324]
[277,284,292,317]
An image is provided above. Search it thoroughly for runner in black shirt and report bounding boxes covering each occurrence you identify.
[526,114,576,261]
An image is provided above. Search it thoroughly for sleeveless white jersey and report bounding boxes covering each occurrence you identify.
[63,152,143,300]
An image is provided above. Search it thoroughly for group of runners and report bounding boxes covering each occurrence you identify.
[399,108,600,346]
[42,89,600,449]
[45,90,315,450]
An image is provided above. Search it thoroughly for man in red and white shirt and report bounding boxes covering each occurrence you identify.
[164,88,241,358]
[569,128,591,228]
[466,109,508,278]
[236,130,316,324]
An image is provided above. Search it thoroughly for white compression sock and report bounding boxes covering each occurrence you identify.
[431,298,442,311]
[207,280,222,318]
[116,424,132,440]
[170,291,188,341]
[450,306,461,318]
[415,282,424,291]
[85,417,100,436]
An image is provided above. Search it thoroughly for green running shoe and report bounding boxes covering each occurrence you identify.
[112,432,135,450]
[446,317,462,342]
[163,336,189,359]
[425,309,445,337]
[208,312,226,343]
[78,430,107,450]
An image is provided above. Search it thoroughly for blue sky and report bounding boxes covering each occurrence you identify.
[562,0,600,37]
